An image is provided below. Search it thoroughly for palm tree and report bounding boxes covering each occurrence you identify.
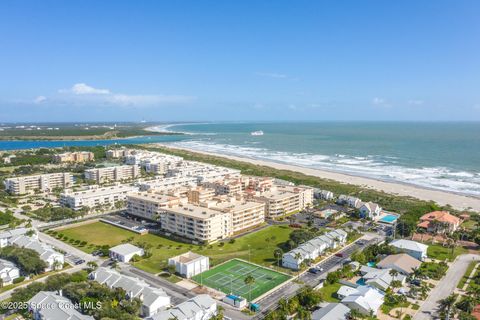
[438,294,458,320]
[244,275,255,301]
[347,309,362,320]
[294,252,302,278]
[274,249,283,268]
[295,307,311,320]
[389,269,399,283]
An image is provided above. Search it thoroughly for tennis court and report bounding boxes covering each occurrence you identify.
[192,259,291,301]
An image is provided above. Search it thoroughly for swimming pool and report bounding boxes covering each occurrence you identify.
[379,214,398,223]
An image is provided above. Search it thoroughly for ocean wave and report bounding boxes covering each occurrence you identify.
[170,140,480,196]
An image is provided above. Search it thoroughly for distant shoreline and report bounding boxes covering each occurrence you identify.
[152,143,480,211]
[0,132,182,141]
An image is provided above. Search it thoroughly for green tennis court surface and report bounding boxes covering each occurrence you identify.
[192,259,291,301]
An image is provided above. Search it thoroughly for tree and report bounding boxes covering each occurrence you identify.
[295,307,311,320]
[274,249,283,268]
[438,294,458,320]
[86,261,98,271]
[389,269,399,283]
[347,309,362,320]
[244,275,256,301]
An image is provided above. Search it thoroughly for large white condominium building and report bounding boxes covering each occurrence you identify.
[167,162,241,182]
[90,267,171,317]
[52,151,94,163]
[4,172,73,195]
[213,199,265,234]
[138,176,198,191]
[187,187,216,204]
[127,191,185,221]
[85,165,140,183]
[60,184,137,210]
[253,185,313,218]
[125,151,183,168]
[106,148,135,159]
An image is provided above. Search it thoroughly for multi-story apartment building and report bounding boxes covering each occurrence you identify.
[253,185,313,218]
[106,148,134,159]
[212,199,265,234]
[52,151,94,163]
[187,187,216,204]
[127,191,184,221]
[85,165,140,183]
[4,172,73,195]
[203,178,243,195]
[160,204,231,243]
[60,184,137,211]
[138,176,198,191]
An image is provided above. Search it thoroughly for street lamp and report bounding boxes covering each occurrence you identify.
[248,245,251,262]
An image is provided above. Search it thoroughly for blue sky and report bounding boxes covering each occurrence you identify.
[0,1,479,122]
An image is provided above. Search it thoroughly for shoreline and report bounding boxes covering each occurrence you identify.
[154,143,480,211]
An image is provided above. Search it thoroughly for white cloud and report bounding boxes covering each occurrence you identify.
[408,99,424,106]
[372,97,391,108]
[34,96,47,104]
[255,72,288,79]
[51,83,195,107]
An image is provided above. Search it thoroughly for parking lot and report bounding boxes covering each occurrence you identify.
[100,212,160,234]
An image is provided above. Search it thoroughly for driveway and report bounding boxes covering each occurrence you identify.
[414,253,480,320]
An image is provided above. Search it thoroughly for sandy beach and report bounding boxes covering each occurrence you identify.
[155,144,480,212]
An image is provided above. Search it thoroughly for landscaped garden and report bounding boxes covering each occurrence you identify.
[50,221,295,274]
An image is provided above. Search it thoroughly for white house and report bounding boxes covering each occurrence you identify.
[359,202,382,219]
[90,267,170,317]
[0,259,20,285]
[340,285,385,315]
[147,294,217,320]
[282,229,347,270]
[28,291,94,320]
[359,266,406,292]
[312,303,350,320]
[109,243,144,262]
[0,227,32,248]
[9,235,64,271]
[390,239,428,261]
[314,189,334,201]
[168,252,209,278]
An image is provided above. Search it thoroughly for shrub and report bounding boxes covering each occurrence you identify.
[13,276,25,284]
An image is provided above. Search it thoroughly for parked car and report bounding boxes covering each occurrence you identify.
[335,253,344,258]
[308,268,321,274]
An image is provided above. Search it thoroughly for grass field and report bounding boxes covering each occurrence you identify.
[318,282,341,302]
[56,221,294,274]
[192,259,290,301]
[457,261,478,289]
[427,244,468,261]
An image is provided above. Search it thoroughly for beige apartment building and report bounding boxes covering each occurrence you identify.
[203,178,243,195]
[106,148,134,159]
[84,165,140,183]
[187,187,216,204]
[52,151,94,163]
[127,191,265,242]
[253,185,313,218]
[4,173,73,195]
[126,191,184,221]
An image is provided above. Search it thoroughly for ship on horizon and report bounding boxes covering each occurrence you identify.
[250,130,264,136]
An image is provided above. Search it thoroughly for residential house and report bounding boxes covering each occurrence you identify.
[28,291,94,320]
[417,211,461,233]
[339,285,385,316]
[109,243,144,262]
[377,253,422,275]
[147,294,217,320]
[10,235,64,271]
[311,303,350,320]
[0,259,20,285]
[359,266,406,292]
[359,202,382,219]
[90,267,170,317]
[390,239,428,261]
[314,189,334,201]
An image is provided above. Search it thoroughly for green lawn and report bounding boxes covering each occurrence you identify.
[55,222,294,274]
[192,259,290,301]
[427,244,468,261]
[318,282,341,302]
[461,219,478,230]
[457,261,478,289]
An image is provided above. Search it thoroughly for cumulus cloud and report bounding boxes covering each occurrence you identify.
[49,83,195,107]
[372,97,391,108]
[33,96,47,104]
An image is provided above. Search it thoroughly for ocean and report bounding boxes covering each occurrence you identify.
[162,122,480,197]
[1,121,479,197]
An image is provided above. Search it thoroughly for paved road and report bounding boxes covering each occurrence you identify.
[414,253,480,320]
[253,234,382,319]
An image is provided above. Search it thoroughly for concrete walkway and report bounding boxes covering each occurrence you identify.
[414,254,480,320]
